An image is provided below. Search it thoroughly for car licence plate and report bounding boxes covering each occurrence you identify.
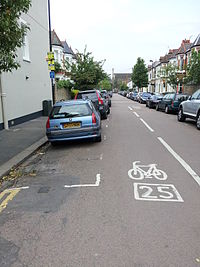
[63,122,81,129]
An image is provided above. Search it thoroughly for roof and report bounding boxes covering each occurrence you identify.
[176,39,192,55]
[51,30,63,47]
[191,34,200,48]
[54,99,89,106]
[61,40,74,55]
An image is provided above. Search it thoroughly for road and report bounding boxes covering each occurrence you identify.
[0,94,200,267]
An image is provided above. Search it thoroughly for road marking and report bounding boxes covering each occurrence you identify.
[134,183,184,202]
[0,188,20,213]
[7,186,29,190]
[128,106,133,111]
[140,118,154,132]
[106,125,108,128]
[64,174,101,188]
[158,137,200,186]
[104,135,106,140]
[128,161,167,180]
[100,154,103,160]
[133,111,140,118]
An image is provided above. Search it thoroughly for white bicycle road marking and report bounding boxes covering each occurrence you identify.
[64,174,101,188]
[140,118,154,132]
[134,183,184,202]
[158,137,200,186]
[128,161,168,180]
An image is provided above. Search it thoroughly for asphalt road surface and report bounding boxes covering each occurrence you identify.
[0,94,200,267]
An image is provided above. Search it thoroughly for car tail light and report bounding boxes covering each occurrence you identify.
[92,113,96,124]
[46,117,50,129]
[96,92,103,105]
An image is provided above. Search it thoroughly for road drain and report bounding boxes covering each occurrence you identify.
[38,186,50,193]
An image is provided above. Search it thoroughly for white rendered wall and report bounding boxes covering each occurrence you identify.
[1,0,51,122]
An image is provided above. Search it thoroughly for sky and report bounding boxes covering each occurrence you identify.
[51,0,200,75]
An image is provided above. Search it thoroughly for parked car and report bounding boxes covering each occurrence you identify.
[136,92,142,102]
[156,93,189,113]
[130,91,138,101]
[75,89,109,119]
[46,99,102,145]
[146,94,163,108]
[178,89,200,130]
[138,92,152,104]
[101,90,111,107]
[108,91,113,98]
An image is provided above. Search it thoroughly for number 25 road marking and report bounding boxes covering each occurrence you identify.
[134,183,184,202]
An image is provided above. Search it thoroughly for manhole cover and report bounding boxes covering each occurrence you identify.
[38,186,50,193]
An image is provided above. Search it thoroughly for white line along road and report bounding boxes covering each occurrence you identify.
[128,106,133,111]
[133,112,140,118]
[140,118,154,132]
[158,137,200,186]
[64,174,101,188]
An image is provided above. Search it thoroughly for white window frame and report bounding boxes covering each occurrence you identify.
[20,18,30,62]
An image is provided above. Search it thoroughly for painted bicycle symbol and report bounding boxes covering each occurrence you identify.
[128,161,167,180]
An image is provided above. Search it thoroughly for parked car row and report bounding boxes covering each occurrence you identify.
[121,89,200,130]
[46,89,112,145]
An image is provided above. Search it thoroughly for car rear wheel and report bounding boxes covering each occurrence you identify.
[177,108,186,122]
[102,111,107,120]
[165,105,169,114]
[196,112,200,130]
[95,134,102,142]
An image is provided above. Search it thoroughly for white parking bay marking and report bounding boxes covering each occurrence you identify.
[140,118,154,132]
[64,174,101,188]
[128,106,133,111]
[134,183,184,202]
[133,112,140,118]
[158,137,200,187]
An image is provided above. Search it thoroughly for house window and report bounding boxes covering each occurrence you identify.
[22,34,30,61]
[20,19,30,62]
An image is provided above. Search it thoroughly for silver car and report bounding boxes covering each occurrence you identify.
[177,89,200,130]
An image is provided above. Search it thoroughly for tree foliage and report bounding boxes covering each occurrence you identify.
[98,77,112,91]
[65,47,107,91]
[160,63,178,90]
[131,57,148,89]
[0,0,31,73]
[120,81,128,90]
[186,49,200,85]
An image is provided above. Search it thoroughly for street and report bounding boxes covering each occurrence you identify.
[0,94,200,267]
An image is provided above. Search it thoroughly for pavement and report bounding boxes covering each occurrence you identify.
[0,116,48,181]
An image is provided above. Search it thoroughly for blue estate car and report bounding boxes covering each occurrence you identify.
[46,100,101,145]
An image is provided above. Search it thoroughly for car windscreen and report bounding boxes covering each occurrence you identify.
[175,94,187,100]
[77,92,97,101]
[50,103,92,119]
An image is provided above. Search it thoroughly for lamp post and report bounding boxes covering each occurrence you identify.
[149,60,154,93]
[47,0,55,104]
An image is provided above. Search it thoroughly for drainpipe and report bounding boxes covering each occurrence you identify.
[0,75,9,130]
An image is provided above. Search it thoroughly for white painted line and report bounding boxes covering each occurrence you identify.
[7,186,30,191]
[104,135,106,140]
[133,111,140,118]
[64,174,101,188]
[100,154,103,160]
[106,125,108,128]
[140,118,154,132]
[128,106,133,111]
[158,137,200,186]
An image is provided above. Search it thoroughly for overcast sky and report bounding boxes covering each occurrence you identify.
[51,0,200,74]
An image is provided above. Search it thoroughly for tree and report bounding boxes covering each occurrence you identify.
[160,63,178,90]
[65,47,107,91]
[186,49,200,85]
[120,81,128,90]
[131,57,148,90]
[98,77,112,91]
[0,0,31,73]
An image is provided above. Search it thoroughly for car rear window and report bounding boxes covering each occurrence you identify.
[175,94,187,100]
[76,92,97,100]
[50,103,92,119]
